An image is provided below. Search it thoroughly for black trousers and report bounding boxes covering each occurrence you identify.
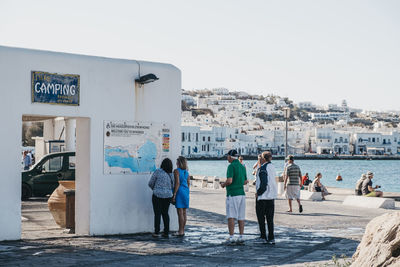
[152,195,171,234]
[256,199,275,240]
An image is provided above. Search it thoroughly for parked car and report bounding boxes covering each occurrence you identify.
[21,151,75,200]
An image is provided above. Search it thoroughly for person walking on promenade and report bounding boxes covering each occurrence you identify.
[220,149,248,244]
[255,151,277,245]
[283,155,303,213]
[362,171,383,197]
[172,156,190,237]
[148,158,174,238]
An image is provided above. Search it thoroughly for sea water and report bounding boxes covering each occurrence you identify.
[188,159,400,193]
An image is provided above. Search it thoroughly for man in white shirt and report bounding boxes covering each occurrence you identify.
[255,151,277,245]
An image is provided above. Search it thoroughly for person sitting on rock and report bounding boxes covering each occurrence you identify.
[310,173,330,200]
[362,171,383,197]
[355,173,367,195]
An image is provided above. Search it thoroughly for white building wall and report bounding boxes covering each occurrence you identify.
[0,46,181,240]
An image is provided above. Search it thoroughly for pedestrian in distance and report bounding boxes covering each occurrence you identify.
[148,158,174,238]
[362,171,383,197]
[239,156,249,192]
[239,156,246,169]
[172,156,190,237]
[23,151,32,170]
[255,151,277,245]
[220,149,248,245]
[301,173,311,187]
[283,155,303,213]
[252,154,262,176]
[310,173,330,200]
[355,173,367,195]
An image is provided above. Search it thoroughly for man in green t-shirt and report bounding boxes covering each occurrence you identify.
[221,149,248,244]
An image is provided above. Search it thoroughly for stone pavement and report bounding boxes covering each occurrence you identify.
[1,208,357,266]
[3,186,398,266]
[2,205,356,266]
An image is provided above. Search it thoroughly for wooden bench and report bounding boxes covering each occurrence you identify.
[342,195,395,209]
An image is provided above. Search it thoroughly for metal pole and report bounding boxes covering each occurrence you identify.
[285,118,288,158]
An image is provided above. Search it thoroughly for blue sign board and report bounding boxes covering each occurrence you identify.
[31,71,80,106]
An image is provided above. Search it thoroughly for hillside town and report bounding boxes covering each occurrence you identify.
[181,88,400,158]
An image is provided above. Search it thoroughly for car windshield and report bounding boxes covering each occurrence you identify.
[42,156,63,172]
[28,154,65,171]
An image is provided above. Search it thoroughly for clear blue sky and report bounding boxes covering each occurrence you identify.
[1,0,399,111]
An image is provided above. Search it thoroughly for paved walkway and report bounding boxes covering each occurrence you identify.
[0,188,376,266]
[1,207,357,266]
[3,187,399,266]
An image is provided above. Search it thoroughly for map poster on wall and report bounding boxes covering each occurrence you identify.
[103,121,171,175]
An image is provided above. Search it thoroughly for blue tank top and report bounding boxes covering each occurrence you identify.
[178,168,189,189]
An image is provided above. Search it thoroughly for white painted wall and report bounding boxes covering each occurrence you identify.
[0,46,181,240]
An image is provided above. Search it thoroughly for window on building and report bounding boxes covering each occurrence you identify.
[208,136,210,142]
[372,138,375,142]
[358,138,362,143]
[335,138,338,143]
[182,132,185,142]
[196,133,199,142]
[203,136,205,142]
[339,137,343,143]
[188,134,191,142]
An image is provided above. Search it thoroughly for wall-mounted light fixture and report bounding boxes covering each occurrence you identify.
[135,73,159,84]
[134,60,159,85]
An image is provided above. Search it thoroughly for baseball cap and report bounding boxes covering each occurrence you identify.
[367,171,373,176]
[226,149,238,157]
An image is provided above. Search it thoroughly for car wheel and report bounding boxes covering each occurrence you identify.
[22,184,32,200]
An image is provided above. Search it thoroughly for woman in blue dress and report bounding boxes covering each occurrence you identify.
[172,156,190,236]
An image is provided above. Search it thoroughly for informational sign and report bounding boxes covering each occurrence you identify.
[31,71,80,106]
[103,121,171,175]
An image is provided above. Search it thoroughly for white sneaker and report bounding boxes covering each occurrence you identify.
[224,237,236,245]
[236,236,245,245]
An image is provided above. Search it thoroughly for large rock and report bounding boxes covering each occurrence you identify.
[352,212,400,267]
